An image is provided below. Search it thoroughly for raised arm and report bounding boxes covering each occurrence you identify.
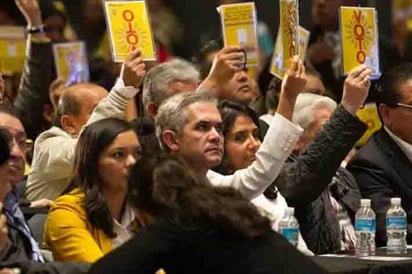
[13,0,54,140]
[277,65,371,205]
[207,56,306,199]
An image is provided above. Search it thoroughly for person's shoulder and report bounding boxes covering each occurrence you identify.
[49,188,85,215]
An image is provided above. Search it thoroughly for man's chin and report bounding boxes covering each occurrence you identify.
[207,157,223,168]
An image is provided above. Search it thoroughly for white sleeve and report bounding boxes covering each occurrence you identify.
[86,77,138,125]
[207,113,303,199]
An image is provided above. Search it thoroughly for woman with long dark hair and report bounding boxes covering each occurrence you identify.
[214,100,312,254]
[44,118,141,262]
[89,154,326,274]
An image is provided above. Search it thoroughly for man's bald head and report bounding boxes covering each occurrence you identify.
[56,83,108,136]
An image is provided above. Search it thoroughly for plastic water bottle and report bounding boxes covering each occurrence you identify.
[355,199,376,256]
[278,207,299,247]
[386,197,407,254]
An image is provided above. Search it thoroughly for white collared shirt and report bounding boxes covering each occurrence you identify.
[384,126,412,163]
[111,203,135,249]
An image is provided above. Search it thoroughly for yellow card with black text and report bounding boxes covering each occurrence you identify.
[0,26,25,75]
[220,2,258,67]
[340,6,380,77]
[103,0,156,62]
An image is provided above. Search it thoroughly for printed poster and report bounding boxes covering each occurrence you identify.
[270,26,307,79]
[220,2,258,67]
[103,0,156,62]
[0,26,26,75]
[53,42,89,87]
[279,0,299,71]
[270,0,300,79]
[340,6,380,78]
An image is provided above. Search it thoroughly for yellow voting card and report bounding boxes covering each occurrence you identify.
[270,26,307,79]
[279,0,299,71]
[103,1,156,62]
[355,103,381,147]
[0,26,25,75]
[53,42,89,86]
[270,29,284,79]
[340,6,380,78]
[220,2,258,67]
[298,26,310,61]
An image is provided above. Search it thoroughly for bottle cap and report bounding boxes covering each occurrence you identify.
[360,199,371,207]
[391,197,401,205]
[286,207,295,216]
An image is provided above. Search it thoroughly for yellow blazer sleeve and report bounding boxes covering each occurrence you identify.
[44,194,112,263]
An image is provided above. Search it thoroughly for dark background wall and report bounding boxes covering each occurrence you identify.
[168,0,393,59]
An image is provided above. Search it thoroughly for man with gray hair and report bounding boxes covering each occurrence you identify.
[142,58,200,118]
[155,56,306,199]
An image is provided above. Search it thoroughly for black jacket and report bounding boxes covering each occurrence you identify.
[89,218,327,274]
[0,207,89,274]
[347,129,412,247]
[275,105,366,254]
[14,39,54,141]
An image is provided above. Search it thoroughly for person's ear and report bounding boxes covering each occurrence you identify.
[162,130,179,152]
[146,102,158,119]
[378,103,391,126]
[60,115,77,136]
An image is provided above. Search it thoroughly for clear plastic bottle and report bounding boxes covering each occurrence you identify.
[386,197,407,254]
[278,207,299,247]
[355,199,376,256]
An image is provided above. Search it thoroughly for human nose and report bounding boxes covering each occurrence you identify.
[126,153,137,167]
[9,138,25,160]
[247,136,260,151]
[209,126,222,142]
[235,69,248,82]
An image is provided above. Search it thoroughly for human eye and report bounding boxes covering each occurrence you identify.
[233,132,248,143]
[112,150,125,159]
[196,121,211,132]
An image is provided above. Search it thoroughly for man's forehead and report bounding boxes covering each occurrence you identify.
[0,114,25,133]
[186,102,221,118]
[398,80,412,101]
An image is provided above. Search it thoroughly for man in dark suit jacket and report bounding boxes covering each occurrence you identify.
[348,63,412,247]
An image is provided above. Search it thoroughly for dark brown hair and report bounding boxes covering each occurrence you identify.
[128,154,271,238]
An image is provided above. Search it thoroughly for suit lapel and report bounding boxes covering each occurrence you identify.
[376,129,412,186]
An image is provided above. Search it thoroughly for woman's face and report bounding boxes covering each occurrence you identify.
[225,114,261,171]
[98,130,140,192]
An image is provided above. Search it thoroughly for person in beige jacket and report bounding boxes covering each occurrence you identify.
[26,50,146,201]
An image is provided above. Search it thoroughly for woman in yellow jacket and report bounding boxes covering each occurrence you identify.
[43,118,141,263]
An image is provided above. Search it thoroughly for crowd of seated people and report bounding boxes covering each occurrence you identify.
[0,0,412,274]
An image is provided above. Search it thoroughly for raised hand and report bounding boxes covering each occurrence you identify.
[276,55,307,121]
[122,50,146,89]
[199,46,245,91]
[281,55,307,98]
[341,64,372,115]
[15,0,42,28]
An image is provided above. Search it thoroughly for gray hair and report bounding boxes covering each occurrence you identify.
[292,93,337,130]
[155,91,217,151]
[142,59,200,109]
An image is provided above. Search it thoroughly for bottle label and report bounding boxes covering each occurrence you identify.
[280,227,299,243]
[386,216,406,230]
[355,218,375,232]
